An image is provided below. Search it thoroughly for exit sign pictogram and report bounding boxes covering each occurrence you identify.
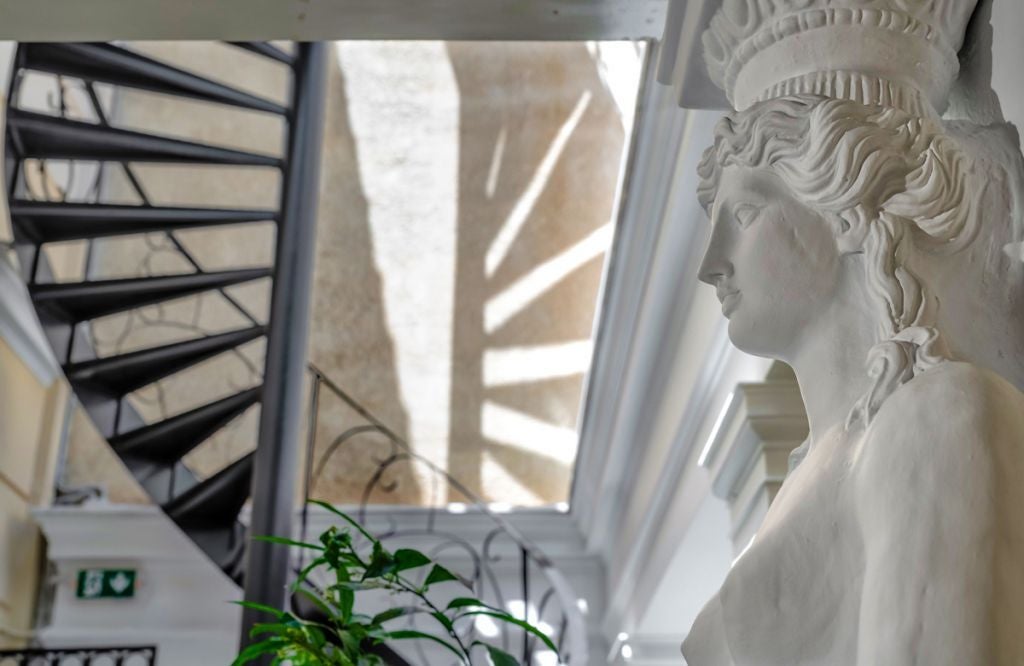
[76,569,137,599]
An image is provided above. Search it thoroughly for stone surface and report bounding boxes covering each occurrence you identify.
[674,0,1024,663]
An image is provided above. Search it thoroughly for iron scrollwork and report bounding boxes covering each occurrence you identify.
[300,365,588,666]
[0,646,158,666]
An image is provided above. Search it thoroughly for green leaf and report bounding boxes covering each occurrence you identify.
[357,655,385,666]
[335,580,383,591]
[303,623,328,649]
[231,638,283,665]
[483,644,519,666]
[250,622,288,638]
[291,556,328,592]
[233,600,286,619]
[385,630,467,663]
[392,548,431,572]
[445,597,503,613]
[424,564,460,588]
[362,541,396,579]
[294,587,335,623]
[337,586,355,623]
[308,499,377,542]
[371,606,420,625]
[460,611,558,654]
[430,610,455,632]
[338,629,362,657]
[252,535,325,551]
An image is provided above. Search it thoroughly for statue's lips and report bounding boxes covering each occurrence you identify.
[720,291,741,316]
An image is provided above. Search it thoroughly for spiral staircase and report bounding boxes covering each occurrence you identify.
[4,41,303,582]
[3,41,592,666]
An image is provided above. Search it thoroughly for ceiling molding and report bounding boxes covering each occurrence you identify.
[0,0,668,41]
[572,48,689,534]
[656,0,730,109]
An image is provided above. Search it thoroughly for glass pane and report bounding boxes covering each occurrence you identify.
[309,41,645,508]
[58,41,646,509]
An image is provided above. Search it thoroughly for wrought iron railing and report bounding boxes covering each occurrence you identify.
[299,364,588,665]
[0,646,157,666]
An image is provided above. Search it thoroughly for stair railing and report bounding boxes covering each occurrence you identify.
[4,42,587,665]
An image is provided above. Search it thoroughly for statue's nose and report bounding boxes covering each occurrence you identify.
[698,225,733,286]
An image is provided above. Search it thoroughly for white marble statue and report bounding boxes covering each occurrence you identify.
[681,0,1024,664]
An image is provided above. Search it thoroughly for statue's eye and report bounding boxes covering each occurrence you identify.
[735,204,760,229]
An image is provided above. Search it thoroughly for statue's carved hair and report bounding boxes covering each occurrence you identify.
[698,95,975,427]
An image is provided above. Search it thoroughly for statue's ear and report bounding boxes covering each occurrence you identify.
[830,210,870,255]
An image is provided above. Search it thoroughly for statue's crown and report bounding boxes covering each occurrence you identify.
[704,0,979,116]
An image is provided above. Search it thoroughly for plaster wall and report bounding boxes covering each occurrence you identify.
[0,43,77,648]
[33,505,242,665]
[0,337,66,648]
[637,495,732,635]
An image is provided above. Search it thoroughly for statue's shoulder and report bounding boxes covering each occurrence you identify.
[877,361,1024,430]
[860,361,1024,496]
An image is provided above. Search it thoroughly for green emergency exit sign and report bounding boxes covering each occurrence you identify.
[76,568,136,599]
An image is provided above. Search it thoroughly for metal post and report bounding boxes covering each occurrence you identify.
[241,42,328,649]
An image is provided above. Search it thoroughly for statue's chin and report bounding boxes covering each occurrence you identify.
[725,318,779,361]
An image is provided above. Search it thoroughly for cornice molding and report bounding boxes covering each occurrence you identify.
[701,380,808,499]
[702,379,808,552]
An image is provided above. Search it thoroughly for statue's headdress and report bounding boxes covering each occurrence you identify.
[701,0,979,117]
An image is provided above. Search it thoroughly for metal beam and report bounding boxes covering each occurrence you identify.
[240,42,328,650]
[0,0,667,41]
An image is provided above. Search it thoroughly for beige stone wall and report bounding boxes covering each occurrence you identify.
[445,42,628,504]
[0,337,66,648]
[62,41,641,507]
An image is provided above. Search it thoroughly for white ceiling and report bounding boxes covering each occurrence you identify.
[0,0,668,41]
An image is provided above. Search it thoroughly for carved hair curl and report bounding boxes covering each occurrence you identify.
[698,95,974,427]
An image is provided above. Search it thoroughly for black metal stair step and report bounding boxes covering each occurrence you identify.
[163,451,254,527]
[65,325,265,396]
[9,201,277,243]
[111,387,262,463]
[22,43,287,115]
[228,42,295,66]
[7,108,282,167]
[32,267,271,323]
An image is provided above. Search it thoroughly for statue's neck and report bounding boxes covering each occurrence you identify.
[786,284,877,444]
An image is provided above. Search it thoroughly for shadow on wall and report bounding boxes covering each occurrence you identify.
[306,46,421,506]
[447,42,626,504]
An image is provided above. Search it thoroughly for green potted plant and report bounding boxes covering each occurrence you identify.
[233,500,559,666]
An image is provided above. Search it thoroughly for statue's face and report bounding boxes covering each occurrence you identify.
[698,165,843,358]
